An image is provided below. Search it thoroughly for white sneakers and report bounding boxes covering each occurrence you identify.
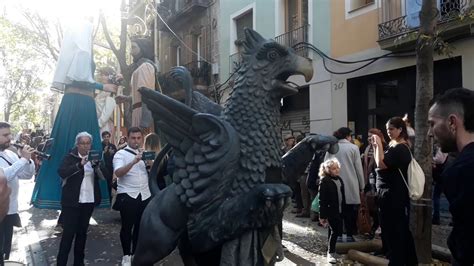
[327,252,337,264]
[121,255,131,266]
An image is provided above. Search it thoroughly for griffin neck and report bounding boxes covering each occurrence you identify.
[222,68,283,173]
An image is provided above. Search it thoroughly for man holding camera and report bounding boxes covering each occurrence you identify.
[113,127,151,266]
[56,131,104,266]
[0,122,35,264]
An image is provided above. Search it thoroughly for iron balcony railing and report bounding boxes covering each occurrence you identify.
[229,24,310,74]
[275,24,309,57]
[229,52,242,74]
[182,60,211,85]
[378,0,473,40]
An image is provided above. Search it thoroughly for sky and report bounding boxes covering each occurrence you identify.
[1,0,122,24]
[0,0,123,114]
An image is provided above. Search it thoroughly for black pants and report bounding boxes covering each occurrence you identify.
[118,193,150,255]
[0,214,19,263]
[379,202,417,266]
[343,204,359,236]
[57,203,95,266]
[327,215,343,253]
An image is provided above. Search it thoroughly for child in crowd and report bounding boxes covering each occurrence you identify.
[318,158,346,264]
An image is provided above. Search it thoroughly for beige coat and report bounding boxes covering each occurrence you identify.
[131,62,155,128]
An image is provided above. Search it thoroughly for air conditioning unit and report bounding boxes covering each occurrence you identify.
[212,63,219,75]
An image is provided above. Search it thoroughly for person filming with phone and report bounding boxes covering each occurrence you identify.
[56,131,105,265]
[112,127,151,266]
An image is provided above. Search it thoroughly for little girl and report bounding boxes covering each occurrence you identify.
[318,158,346,264]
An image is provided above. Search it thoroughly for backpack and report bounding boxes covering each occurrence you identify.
[398,145,425,200]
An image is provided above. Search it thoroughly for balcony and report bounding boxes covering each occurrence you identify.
[182,60,211,86]
[229,52,242,74]
[275,24,310,58]
[158,0,210,30]
[158,60,211,101]
[378,0,474,51]
[229,24,310,74]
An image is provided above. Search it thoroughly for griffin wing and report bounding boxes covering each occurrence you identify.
[140,87,240,209]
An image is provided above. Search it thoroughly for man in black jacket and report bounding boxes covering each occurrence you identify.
[429,88,474,265]
[56,131,103,266]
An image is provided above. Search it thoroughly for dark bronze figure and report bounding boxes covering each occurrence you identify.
[133,28,314,266]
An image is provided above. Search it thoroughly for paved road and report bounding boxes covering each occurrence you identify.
[9,180,332,265]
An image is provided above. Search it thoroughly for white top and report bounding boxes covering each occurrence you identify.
[78,153,95,203]
[52,19,95,90]
[113,145,151,200]
[325,139,365,205]
[0,149,35,214]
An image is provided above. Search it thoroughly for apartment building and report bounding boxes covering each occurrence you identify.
[219,0,331,137]
[154,0,220,100]
[326,0,473,138]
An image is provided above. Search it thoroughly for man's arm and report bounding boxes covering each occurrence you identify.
[113,151,142,178]
[0,170,10,222]
[2,148,34,182]
[353,148,365,191]
[58,155,84,180]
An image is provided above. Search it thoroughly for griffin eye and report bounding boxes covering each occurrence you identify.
[267,50,280,61]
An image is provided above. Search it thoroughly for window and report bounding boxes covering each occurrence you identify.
[349,0,375,12]
[176,46,181,66]
[230,3,255,54]
[345,0,378,19]
[285,0,308,31]
[197,35,202,68]
[235,11,253,42]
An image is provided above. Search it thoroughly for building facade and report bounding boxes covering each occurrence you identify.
[218,0,331,138]
[155,0,220,100]
[324,0,473,138]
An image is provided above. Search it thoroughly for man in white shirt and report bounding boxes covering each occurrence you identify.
[56,132,103,266]
[113,127,151,266]
[0,122,35,264]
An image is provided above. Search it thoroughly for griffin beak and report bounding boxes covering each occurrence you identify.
[296,56,313,82]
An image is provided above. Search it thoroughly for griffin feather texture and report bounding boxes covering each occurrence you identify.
[132,28,313,266]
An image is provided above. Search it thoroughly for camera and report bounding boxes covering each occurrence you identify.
[141,151,156,160]
[107,74,122,86]
[88,150,102,161]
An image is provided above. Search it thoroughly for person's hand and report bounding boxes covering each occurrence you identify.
[0,175,11,222]
[20,144,35,161]
[115,95,130,104]
[103,83,118,94]
[133,150,143,164]
[319,218,328,228]
[371,135,382,148]
[81,155,88,166]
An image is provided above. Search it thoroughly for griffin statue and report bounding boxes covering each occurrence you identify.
[132,29,335,266]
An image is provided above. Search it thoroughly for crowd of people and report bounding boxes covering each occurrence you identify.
[280,88,474,265]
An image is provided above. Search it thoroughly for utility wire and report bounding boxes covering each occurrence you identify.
[294,42,415,74]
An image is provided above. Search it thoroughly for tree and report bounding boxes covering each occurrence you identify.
[0,17,50,125]
[413,0,437,263]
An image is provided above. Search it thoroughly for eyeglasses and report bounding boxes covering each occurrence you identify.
[78,142,91,145]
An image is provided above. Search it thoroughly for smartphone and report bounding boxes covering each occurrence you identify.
[141,151,156,160]
[87,150,102,161]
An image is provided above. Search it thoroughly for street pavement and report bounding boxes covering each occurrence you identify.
[7,179,452,265]
[10,180,331,265]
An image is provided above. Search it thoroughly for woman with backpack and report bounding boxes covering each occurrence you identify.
[371,116,417,265]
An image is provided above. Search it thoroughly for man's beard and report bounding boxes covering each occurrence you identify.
[0,142,10,151]
[438,132,457,153]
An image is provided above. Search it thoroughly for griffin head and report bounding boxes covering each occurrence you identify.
[238,28,313,98]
